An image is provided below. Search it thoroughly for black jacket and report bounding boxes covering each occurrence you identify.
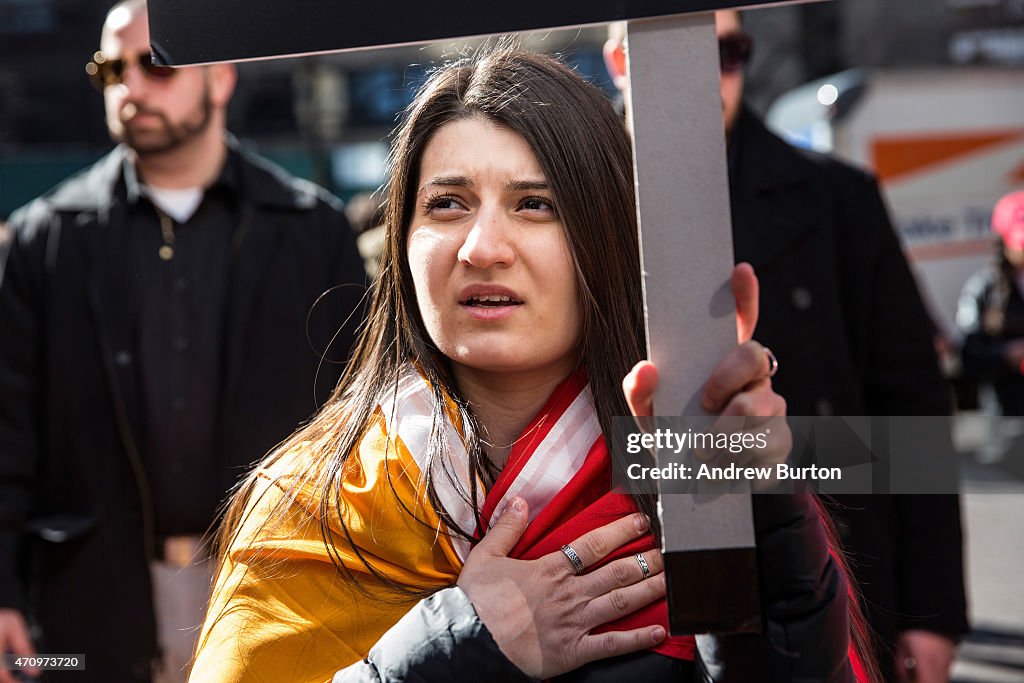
[0,141,366,681]
[729,107,968,677]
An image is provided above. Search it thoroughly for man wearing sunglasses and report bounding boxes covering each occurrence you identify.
[0,1,366,681]
[606,9,967,683]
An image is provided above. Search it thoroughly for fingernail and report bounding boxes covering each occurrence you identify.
[634,513,650,533]
[701,395,715,411]
[650,626,666,642]
[510,497,525,514]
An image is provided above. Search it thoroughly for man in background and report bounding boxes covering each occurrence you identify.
[0,1,365,680]
[607,11,968,681]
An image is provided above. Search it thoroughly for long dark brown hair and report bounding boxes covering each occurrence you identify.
[213,45,649,596]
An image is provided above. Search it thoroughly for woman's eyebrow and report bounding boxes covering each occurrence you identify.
[419,175,472,192]
[506,179,549,192]
[417,176,549,193]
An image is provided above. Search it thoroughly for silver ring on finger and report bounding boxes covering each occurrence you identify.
[635,553,650,579]
[763,346,779,378]
[561,544,585,576]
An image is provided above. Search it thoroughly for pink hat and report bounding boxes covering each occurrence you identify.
[993,190,1024,251]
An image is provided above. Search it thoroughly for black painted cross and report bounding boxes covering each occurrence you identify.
[148,0,817,635]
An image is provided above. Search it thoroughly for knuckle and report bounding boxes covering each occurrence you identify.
[609,589,629,614]
[602,634,621,657]
[635,628,652,649]
[551,558,574,581]
[583,533,608,560]
[628,630,642,651]
[558,628,577,652]
[538,555,559,576]
[732,394,755,416]
[552,581,575,607]
[706,374,727,398]
[741,341,763,366]
[610,560,631,587]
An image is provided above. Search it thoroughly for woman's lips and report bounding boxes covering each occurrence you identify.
[460,301,522,321]
[458,286,524,321]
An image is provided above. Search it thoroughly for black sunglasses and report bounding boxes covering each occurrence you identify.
[85,50,176,89]
[719,32,754,73]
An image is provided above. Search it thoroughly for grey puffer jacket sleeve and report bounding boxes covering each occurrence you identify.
[332,587,536,683]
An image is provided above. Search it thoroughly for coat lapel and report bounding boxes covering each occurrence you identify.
[221,203,282,412]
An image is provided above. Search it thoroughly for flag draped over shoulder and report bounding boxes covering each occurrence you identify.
[190,368,693,683]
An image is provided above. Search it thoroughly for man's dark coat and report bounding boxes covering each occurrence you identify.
[729,106,968,678]
[0,142,365,681]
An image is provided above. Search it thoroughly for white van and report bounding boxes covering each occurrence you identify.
[767,67,1024,344]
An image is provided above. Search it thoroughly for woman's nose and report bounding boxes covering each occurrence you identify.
[457,208,516,269]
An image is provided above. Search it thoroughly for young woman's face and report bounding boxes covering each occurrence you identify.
[407,117,581,385]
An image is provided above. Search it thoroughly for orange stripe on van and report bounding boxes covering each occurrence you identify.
[872,130,1024,183]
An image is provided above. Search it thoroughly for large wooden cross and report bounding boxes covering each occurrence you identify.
[148,0,817,634]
